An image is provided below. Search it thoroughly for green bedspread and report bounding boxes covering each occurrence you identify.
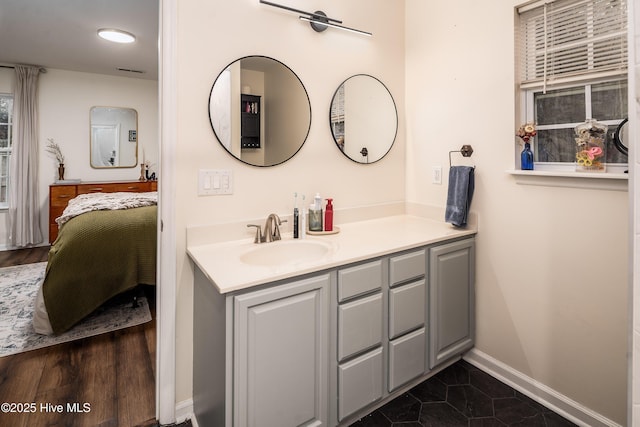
[43,205,157,334]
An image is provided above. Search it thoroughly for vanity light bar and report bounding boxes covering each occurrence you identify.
[299,16,372,37]
[260,0,343,24]
[259,0,371,37]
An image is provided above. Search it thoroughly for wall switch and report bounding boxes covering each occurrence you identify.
[432,166,442,185]
[198,169,232,195]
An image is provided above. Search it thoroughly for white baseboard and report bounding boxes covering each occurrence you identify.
[464,349,622,427]
[175,398,196,426]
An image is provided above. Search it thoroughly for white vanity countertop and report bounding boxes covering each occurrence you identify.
[187,214,476,294]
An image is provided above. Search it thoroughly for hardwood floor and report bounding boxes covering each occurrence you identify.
[0,246,157,427]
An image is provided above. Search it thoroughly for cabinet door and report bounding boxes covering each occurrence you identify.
[389,279,425,339]
[338,292,383,361]
[234,274,330,427]
[389,249,426,286]
[241,115,260,137]
[337,260,383,302]
[388,328,426,392]
[429,239,475,369]
[338,347,383,421]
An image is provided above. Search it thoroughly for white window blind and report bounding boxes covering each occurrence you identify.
[518,0,627,90]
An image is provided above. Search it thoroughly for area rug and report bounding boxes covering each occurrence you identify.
[0,262,152,357]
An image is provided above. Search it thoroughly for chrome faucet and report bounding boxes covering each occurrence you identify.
[247,213,288,243]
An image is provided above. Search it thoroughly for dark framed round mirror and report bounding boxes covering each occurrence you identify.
[613,117,628,156]
[209,56,311,167]
[330,74,398,164]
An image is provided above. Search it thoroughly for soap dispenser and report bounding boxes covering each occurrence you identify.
[324,199,333,232]
[314,193,322,210]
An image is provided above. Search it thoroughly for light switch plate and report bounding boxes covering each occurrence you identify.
[432,166,442,185]
[198,169,233,195]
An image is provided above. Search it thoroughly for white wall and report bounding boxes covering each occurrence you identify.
[630,0,639,424]
[405,1,628,424]
[175,0,406,404]
[0,68,158,246]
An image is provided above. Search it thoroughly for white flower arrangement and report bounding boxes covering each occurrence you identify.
[45,138,64,165]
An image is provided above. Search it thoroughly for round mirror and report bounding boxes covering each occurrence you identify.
[330,74,398,163]
[613,117,628,156]
[208,56,311,167]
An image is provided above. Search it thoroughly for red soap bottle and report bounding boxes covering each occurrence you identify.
[324,199,333,232]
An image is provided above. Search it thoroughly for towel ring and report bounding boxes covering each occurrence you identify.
[449,144,474,167]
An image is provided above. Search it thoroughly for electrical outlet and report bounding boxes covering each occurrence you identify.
[432,166,442,185]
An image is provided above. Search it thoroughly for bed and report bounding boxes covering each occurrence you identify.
[33,192,158,335]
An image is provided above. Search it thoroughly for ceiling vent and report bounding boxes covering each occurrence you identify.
[116,67,145,74]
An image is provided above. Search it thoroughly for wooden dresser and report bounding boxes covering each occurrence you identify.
[49,180,158,243]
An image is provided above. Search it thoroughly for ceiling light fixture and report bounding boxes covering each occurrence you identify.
[97,28,136,44]
[259,0,372,37]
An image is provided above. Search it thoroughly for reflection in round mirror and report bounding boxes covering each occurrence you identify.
[330,74,398,163]
[208,56,311,167]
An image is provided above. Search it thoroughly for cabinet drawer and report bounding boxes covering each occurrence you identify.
[338,260,383,302]
[109,182,153,192]
[49,206,66,222]
[338,292,383,361]
[49,224,59,242]
[338,347,383,421]
[50,186,77,206]
[77,184,111,194]
[77,182,152,194]
[389,249,426,286]
[388,328,426,392]
[389,279,426,339]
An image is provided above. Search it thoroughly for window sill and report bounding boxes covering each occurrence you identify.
[506,169,628,191]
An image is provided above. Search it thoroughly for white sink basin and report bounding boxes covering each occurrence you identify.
[240,239,333,266]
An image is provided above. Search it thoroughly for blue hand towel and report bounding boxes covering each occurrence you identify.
[445,166,475,227]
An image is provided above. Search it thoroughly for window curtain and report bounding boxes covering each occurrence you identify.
[8,65,42,247]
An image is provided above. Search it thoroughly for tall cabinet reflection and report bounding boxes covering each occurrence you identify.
[209,56,311,167]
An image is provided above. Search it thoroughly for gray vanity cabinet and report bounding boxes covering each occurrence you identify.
[335,260,384,421]
[429,238,475,369]
[192,268,331,427]
[387,250,427,392]
[193,236,475,427]
[234,274,331,427]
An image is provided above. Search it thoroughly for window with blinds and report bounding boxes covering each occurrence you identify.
[516,0,628,171]
[518,0,627,90]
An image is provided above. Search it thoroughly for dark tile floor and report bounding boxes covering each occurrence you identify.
[349,360,577,427]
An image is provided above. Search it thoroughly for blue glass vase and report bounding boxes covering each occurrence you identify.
[521,142,534,170]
